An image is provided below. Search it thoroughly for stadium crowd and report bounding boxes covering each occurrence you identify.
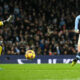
[0,0,80,55]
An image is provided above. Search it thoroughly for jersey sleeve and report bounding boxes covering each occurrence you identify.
[75,15,80,30]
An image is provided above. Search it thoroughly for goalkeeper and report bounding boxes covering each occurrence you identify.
[72,15,80,66]
[0,15,13,56]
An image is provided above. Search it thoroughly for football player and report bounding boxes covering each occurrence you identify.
[72,15,80,66]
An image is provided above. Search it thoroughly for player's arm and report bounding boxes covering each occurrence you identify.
[0,15,14,27]
[74,15,80,33]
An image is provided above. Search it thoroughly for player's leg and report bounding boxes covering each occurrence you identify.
[0,45,3,70]
[72,34,80,66]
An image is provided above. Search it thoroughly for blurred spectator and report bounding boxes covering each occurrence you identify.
[0,0,79,55]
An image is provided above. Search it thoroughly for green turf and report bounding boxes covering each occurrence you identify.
[0,64,80,80]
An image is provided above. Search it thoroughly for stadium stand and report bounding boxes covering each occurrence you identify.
[0,0,79,55]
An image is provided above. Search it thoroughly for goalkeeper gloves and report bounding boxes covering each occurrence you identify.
[0,15,14,26]
[3,15,14,23]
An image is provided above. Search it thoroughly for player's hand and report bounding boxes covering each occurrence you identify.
[6,15,14,22]
[2,15,14,25]
[74,29,79,33]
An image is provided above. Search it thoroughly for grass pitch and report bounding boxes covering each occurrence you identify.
[0,64,80,80]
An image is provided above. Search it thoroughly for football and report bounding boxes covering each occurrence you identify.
[25,50,36,59]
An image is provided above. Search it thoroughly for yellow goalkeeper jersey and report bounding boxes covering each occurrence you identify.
[0,46,2,56]
[0,21,3,26]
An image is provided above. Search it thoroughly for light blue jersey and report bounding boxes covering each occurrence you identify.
[75,15,80,59]
[75,15,80,30]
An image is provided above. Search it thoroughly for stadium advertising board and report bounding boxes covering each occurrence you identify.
[0,55,80,64]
